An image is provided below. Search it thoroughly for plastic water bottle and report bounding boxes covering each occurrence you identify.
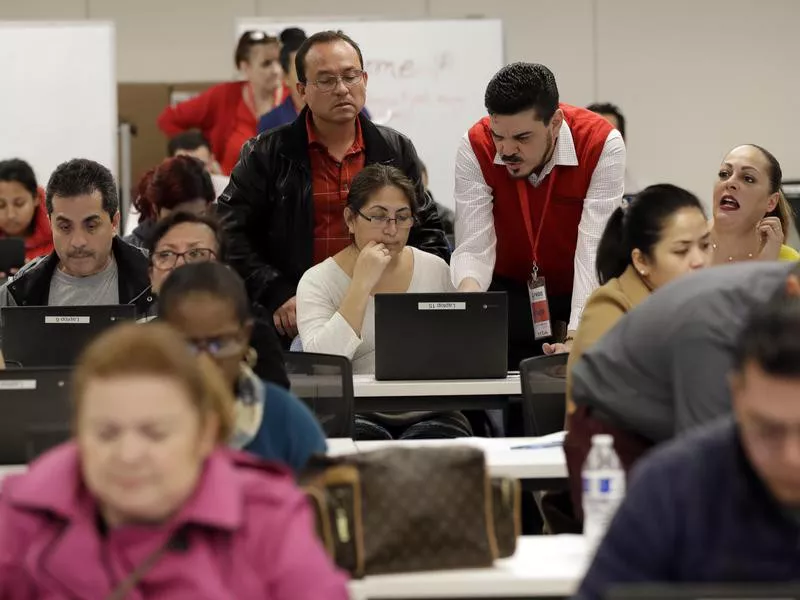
[582,434,626,552]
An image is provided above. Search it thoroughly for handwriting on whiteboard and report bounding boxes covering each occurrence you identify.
[364,52,456,80]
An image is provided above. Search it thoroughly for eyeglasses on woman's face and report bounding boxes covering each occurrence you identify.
[185,332,244,359]
[355,209,415,229]
[151,247,216,271]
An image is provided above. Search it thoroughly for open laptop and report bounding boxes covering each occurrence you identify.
[374,292,507,380]
[608,584,800,600]
[0,368,72,464]
[1,304,136,367]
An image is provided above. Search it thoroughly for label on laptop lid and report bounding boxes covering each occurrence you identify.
[0,380,36,390]
[44,316,90,324]
[417,302,466,311]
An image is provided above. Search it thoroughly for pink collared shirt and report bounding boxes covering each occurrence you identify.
[0,443,348,600]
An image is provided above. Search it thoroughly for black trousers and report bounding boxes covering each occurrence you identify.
[490,276,571,535]
[489,275,572,370]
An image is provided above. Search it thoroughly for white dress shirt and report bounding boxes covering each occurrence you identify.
[450,120,626,332]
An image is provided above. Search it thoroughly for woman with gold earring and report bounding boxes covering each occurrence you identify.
[710,144,799,264]
[158,261,327,473]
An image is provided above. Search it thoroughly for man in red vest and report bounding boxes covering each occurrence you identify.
[452,63,626,367]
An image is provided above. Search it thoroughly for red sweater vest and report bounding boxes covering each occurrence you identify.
[468,104,612,296]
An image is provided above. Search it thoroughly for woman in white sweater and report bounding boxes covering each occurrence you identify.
[296,164,471,440]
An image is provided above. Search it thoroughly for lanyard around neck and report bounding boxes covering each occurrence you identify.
[515,168,558,269]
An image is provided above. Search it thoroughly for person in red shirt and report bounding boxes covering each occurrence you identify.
[0,159,54,276]
[157,31,288,175]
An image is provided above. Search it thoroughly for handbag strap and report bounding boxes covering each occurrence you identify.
[104,532,180,600]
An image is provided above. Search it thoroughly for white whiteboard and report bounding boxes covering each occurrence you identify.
[236,18,504,210]
[0,22,117,187]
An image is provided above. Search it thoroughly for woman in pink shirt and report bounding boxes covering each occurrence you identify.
[0,322,347,600]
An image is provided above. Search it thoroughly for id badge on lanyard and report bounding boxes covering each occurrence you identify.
[527,264,552,340]
[516,177,556,341]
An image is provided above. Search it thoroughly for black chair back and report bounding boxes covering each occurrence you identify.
[782,180,800,238]
[283,351,355,438]
[519,354,568,437]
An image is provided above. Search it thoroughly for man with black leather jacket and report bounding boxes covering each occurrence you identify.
[0,159,153,350]
[217,30,449,340]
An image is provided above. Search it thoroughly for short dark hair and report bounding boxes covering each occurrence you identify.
[587,102,626,139]
[346,164,418,217]
[158,261,251,325]
[167,130,210,157]
[595,184,706,284]
[280,27,306,46]
[45,158,118,218]
[0,158,38,197]
[484,63,559,122]
[733,282,800,377]
[145,210,228,263]
[234,30,279,68]
[295,30,364,85]
[279,29,307,74]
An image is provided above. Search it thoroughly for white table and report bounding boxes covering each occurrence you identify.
[0,465,25,484]
[352,373,534,413]
[353,373,522,398]
[354,432,568,482]
[290,370,565,414]
[327,438,358,456]
[348,534,589,599]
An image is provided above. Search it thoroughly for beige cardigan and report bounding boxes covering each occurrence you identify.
[566,265,651,416]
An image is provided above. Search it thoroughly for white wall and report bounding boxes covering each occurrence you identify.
[2,0,799,204]
[596,0,800,208]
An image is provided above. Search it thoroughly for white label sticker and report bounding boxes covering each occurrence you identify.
[45,316,90,324]
[0,380,36,390]
[417,302,467,311]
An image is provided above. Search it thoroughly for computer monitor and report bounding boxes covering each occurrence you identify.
[0,238,25,278]
[1,304,136,367]
[374,292,508,380]
[0,368,72,464]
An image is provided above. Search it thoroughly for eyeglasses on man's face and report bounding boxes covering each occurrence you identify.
[309,70,365,93]
[151,247,217,270]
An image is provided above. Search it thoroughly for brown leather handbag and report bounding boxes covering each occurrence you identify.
[300,445,521,578]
